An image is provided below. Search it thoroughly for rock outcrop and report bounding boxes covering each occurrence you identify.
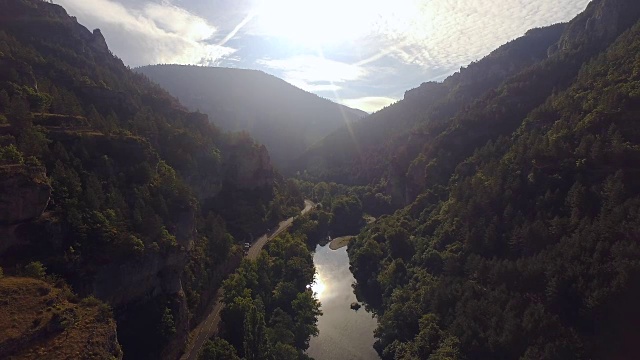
[235,144,274,190]
[549,0,640,56]
[403,81,448,103]
[92,205,195,306]
[0,165,50,254]
[90,29,109,54]
[223,140,275,190]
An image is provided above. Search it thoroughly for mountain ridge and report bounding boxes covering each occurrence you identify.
[136,64,367,168]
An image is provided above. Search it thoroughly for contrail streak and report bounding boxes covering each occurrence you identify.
[217,11,256,47]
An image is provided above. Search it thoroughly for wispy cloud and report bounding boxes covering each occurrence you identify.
[368,0,591,70]
[55,0,235,66]
[257,55,368,92]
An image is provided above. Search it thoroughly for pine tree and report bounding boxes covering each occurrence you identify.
[0,89,9,113]
[243,304,272,360]
[7,95,32,134]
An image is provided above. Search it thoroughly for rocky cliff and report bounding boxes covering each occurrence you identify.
[222,138,275,190]
[0,165,50,226]
[549,0,640,55]
[0,165,50,254]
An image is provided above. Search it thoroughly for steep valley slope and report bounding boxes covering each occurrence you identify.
[0,0,303,359]
[342,0,640,358]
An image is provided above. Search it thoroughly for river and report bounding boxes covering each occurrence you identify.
[306,243,379,360]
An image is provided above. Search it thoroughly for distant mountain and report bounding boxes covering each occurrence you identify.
[136,65,367,168]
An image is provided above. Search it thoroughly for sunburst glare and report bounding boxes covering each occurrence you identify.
[310,273,327,299]
[253,0,422,47]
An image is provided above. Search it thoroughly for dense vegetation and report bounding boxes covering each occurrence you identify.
[209,233,321,360]
[136,65,366,169]
[0,0,300,358]
[341,0,640,359]
[290,23,568,192]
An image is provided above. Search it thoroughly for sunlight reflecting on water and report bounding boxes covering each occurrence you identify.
[311,271,327,298]
[307,244,379,360]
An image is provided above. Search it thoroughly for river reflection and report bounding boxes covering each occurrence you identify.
[306,244,379,360]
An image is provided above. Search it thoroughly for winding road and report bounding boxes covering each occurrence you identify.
[180,200,315,360]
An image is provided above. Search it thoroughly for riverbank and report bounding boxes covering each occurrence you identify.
[328,236,355,250]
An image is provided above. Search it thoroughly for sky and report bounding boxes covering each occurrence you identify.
[54,0,592,113]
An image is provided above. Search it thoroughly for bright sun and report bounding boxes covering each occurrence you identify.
[253,0,421,47]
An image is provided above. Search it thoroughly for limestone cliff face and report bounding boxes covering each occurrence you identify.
[0,134,196,358]
[92,205,196,306]
[0,165,50,226]
[224,141,274,190]
[549,0,640,56]
[0,165,51,254]
[235,144,274,189]
[3,0,110,56]
[89,29,110,54]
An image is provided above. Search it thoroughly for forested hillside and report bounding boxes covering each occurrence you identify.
[290,23,567,192]
[0,0,302,358]
[342,0,640,358]
[136,65,366,168]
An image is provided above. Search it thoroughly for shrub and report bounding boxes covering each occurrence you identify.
[23,261,46,279]
[0,144,24,165]
[80,296,102,307]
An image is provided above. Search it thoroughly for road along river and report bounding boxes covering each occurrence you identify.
[181,200,315,360]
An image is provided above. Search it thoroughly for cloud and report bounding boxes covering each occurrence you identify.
[54,0,236,67]
[367,0,592,71]
[341,97,398,113]
[256,55,368,92]
[54,0,592,108]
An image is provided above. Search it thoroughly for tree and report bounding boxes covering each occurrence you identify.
[267,308,295,346]
[159,306,176,340]
[330,195,363,235]
[7,95,32,134]
[243,304,272,360]
[17,127,49,158]
[199,338,240,360]
[0,89,9,112]
[23,261,46,279]
[0,144,24,165]
[291,291,322,350]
